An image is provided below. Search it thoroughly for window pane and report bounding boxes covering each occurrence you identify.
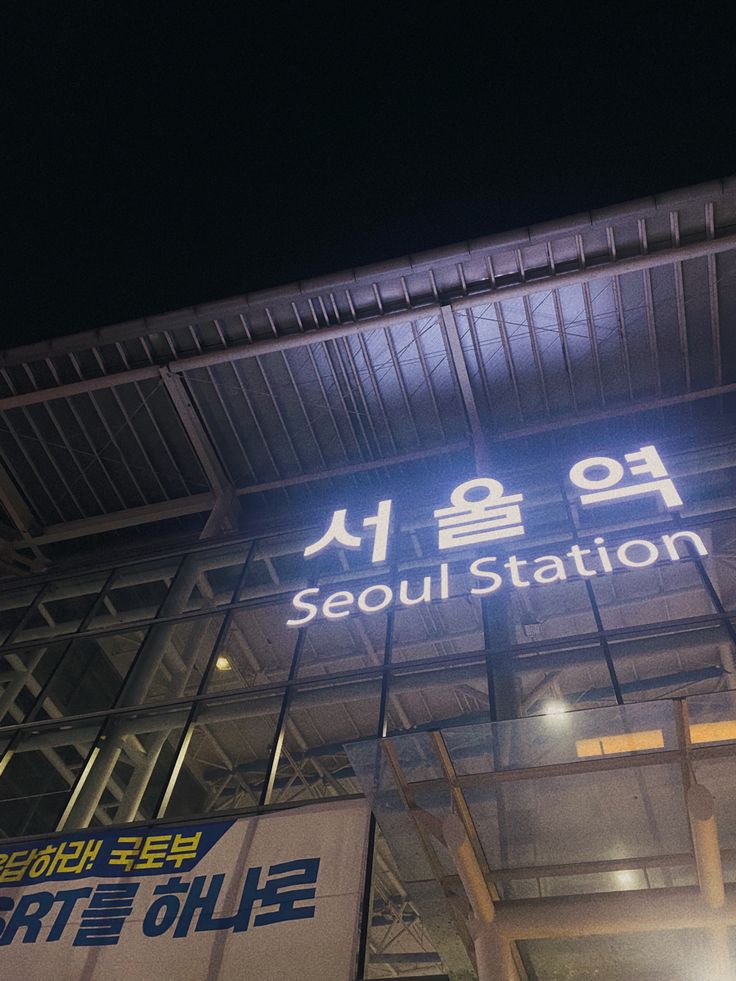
[591,557,716,629]
[206,604,296,693]
[610,624,735,702]
[13,572,109,643]
[387,661,489,734]
[34,630,147,718]
[507,643,617,717]
[703,516,736,612]
[63,705,188,830]
[124,614,226,705]
[472,762,690,871]
[519,929,712,979]
[269,678,382,805]
[0,584,40,644]
[510,579,597,644]
[363,826,448,978]
[163,690,283,819]
[298,613,388,678]
[85,548,242,632]
[86,555,184,628]
[443,701,679,776]
[0,641,68,726]
[688,688,736,747]
[0,718,101,838]
[239,532,308,597]
[195,542,252,605]
[391,583,484,664]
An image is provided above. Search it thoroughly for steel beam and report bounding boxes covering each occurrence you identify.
[158,367,232,498]
[159,367,239,537]
[439,307,490,471]
[0,458,47,567]
[494,885,736,940]
[33,493,216,544]
[0,233,734,412]
[0,460,37,537]
[497,382,736,438]
[0,364,161,409]
[25,442,468,547]
[19,401,735,550]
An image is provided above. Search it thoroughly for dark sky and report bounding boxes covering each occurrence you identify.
[7,8,736,347]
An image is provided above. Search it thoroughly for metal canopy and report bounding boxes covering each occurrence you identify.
[0,178,734,565]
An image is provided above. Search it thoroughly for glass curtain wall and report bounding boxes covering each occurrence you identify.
[0,455,734,839]
[0,443,733,977]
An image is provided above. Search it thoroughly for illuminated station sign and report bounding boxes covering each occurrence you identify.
[286,445,707,626]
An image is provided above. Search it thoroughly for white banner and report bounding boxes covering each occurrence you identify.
[0,799,371,981]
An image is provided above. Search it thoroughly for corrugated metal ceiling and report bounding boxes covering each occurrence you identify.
[0,178,733,561]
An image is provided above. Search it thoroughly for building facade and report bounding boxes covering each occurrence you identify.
[1,178,736,979]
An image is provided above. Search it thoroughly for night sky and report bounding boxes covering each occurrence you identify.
[7,8,736,347]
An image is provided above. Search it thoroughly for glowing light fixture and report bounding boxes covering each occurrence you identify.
[614,870,638,888]
[543,700,568,716]
[215,656,232,671]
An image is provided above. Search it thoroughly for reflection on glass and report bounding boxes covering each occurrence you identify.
[61,705,188,830]
[299,613,387,678]
[269,679,381,805]
[689,690,736,853]
[444,700,678,774]
[164,691,283,818]
[610,624,734,703]
[591,559,715,629]
[687,689,736,746]
[34,631,146,718]
[519,928,711,979]
[0,642,68,726]
[0,719,100,838]
[13,573,109,644]
[363,826,447,979]
[387,661,489,734]
[509,643,617,717]
[470,763,691,871]
[206,605,295,693]
[693,756,736,851]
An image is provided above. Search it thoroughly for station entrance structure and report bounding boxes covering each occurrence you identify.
[1,178,736,978]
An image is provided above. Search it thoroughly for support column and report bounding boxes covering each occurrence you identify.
[442,813,518,980]
[483,594,518,722]
[687,782,725,910]
[61,555,203,829]
[687,781,732,979]
[112,611,220,823]
[471,919,518,981]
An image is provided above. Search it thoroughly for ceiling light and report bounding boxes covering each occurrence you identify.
[615,870,637,888]
[543,700,568,716]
